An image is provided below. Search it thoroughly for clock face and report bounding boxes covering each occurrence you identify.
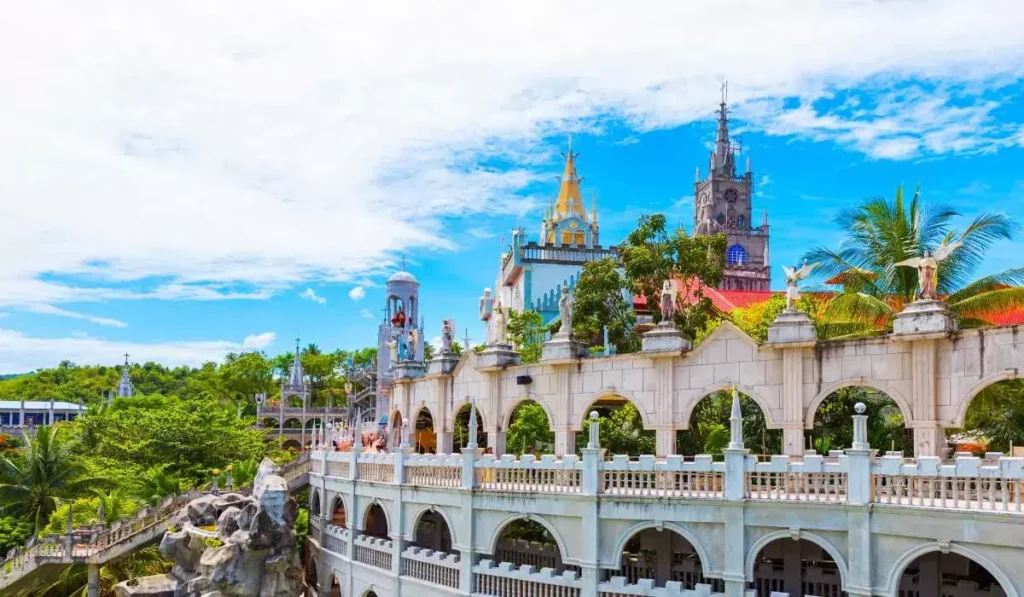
[724,189,739,203]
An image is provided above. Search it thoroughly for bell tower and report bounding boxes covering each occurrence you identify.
[693,84,771,291]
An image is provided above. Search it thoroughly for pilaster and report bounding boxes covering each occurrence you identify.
[911,338,943,457]
[552,364,576,457]
[653,356,676,456]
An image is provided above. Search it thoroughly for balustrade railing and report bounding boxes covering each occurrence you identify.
[871,454,1024,511]
[476,455,582,493]
[325,451,352,478]
[357,454,394,483]
[322,524,350,555]
[405,454,462,488]
[474,559,582,597]
[400,546,460,588]
[353,535,392,570]
[599,577,736,596]
[745,456,847,503]
[601,456,723,498]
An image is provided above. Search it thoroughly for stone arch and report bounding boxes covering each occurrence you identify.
[283,418,302,429]
[310,488,323,515]
[486,513,572,565]
[501,395,556,432]
[805,378,913,429]
[573,389,651,432]
[449,400,486,432]
[608,521,719,578]
[282,439,301,451]
[329,494,348,527]
[260,418,279,429]
[409,505,455,553]
[412,404,436,453]
[953,369,1020,428]
[362,500,391,539]
[884,542,1018,597]
[328,573,342,597]
[744,530,848,592]
[681,384,780,430]
[360,589,378,597]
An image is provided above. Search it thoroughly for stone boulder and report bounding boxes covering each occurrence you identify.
[113,573,177,597]
[186,495,220,527]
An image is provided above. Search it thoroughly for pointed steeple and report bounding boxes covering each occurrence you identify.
[713,82,735,177]
[288,337,305,389]
[554,137,585,219]
[116,353,133,398]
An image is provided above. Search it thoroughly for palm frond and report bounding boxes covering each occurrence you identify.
[944,268,1024,305]
[821,292,896,326]
[950,287,1024,322]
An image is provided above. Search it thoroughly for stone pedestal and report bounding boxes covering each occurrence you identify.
[541,332,589,361]
[893,299,958,337]
[767,309,817,345]
[641,322,691,354]
[427,353,459,375]
[392,360,426,380]
[476,344,521,369]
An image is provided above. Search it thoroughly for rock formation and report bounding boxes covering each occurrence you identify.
[115,459,303,597]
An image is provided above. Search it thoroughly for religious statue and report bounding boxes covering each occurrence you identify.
[895,240,961,301]
[409,328,419,360]
[659,279,677,322]
[391,304,407,328]
[491,300,508,346]
[386,335,398,364]
[558,286,574,334]
[782,259,819,310]
[441,319,454,353]
[398,331,409,362]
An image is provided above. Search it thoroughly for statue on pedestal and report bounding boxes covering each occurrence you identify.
[441,319,454,354]
[491,300,508,346]
[659,280,677,323]
[386,335,398,364]
[558,286,574,334]
[782,260,818,310]
[409,328,419,360]
[896,240,960,301]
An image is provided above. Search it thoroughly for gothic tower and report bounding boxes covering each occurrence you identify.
[692,89,771,291]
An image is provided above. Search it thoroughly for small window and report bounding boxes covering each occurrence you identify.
[727,244,747,266]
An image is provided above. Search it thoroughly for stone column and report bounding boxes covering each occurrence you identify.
[552,365,575,457]
[580,412,603,597]
[652,356,676,457]
[911,339,944,457]
[767,309,817,456]
[722,391,749,597]
[458,415,478,595]
[782,539,802,596]
[87,563,100,597]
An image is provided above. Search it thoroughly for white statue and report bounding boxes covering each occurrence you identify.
[441,319,454,354]
[491,300,508,346]
[659,279,677,322]
[895,240,961,301]
[782,259,819,310]
[558,286,573,334]
[386,336,398,364]
[479,288,494,321]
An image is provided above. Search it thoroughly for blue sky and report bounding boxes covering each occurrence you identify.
[3,2,1024,372]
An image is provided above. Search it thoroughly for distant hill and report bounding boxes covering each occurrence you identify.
[0,373,29,380]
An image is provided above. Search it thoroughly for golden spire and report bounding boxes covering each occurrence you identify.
[591,192,598,225]
[554,138,585,219]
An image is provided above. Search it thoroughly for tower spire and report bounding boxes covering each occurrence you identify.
[554,138,584,219]
[714,82,735,177]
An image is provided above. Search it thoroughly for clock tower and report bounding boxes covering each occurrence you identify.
[693,88,771,291]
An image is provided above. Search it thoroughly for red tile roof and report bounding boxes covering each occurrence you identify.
[633,277,776,314]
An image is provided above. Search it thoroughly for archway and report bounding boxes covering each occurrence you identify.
[749,537,845,597]
[364,503,389,540]
[305,417,324,430]
[576,394,653,457]
[612,526,720,591]
[956,378,1024,456]
[412,508,453,553]
[492,517,572,572]
[283,418,302,430]
[287,394,304,408]
[305,558,318,592]
[310,491,322,516]
[329,575,341,597]
[362,591,378,597]
[260,418,279,429]
[282,439,301,451]
[330,496,347,527]
[414,407,437,454]
[453,403,487,452]
[505,400,554,456]
[889,545,1014,597]
[679,390,780,456]
[390,411,404,449]
[808,385,909,455]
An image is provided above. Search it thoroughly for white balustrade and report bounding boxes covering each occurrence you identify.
[325,451,352,479]
[405,453,462,488]
[357,453,395,483]
[495,539,565,571]
[476,454,582,493]
[400,546,460,588]
[745,456,847,503]
[353,534,393,570]
[322,524,349,555]
[474,559,581,597]
[598,576,750,596]
[601,456,724,498]
[871,455,1024,511]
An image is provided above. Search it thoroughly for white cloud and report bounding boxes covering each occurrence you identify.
[359,309,375,319]
[348,286,366,301]
[26,304,127,328]
[0,329,272,373]
[242,331,276,349]
[2,1,1024,311]
[300,287,327,305]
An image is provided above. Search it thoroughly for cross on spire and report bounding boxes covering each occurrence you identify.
[123,352,130,365]
[721,80,728,104]
[463,328,472,353]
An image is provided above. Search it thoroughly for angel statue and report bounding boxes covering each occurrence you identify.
[782,259,819,311]
[491,300,508,346]
[441,319,454,353]
[558,286,574,334]
[895,240,961,301]
[659,279,677,322]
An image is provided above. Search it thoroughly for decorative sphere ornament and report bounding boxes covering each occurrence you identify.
[854,402,866,414]
[590,411,599,420]
[212,468,221,476]
[225,465,233,472]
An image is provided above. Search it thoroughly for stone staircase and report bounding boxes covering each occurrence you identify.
[0,456,311,593]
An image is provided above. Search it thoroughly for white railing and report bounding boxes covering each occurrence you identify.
[353,534,392,570]
[400,546,460,588]
[476,455,582,493]
[871,455,1024,512]
[474,559,582,597]
[357,453,394,483]
[745,455,847,503]
[322,524,350,556]
[325,451,352,479]
[405,453,462,488]
[598,577,750,596]
[601,456,724,499]
[495,539,564,571]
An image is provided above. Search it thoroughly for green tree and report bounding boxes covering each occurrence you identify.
[811,387,906,453]
[507,310,546,364]
[572,258,637,352]
[678,391,780,456]
[219,351,275,414]
[577,402,655,457]
[961,380,1024,452]
[0,425,108,532]
[506,402,554,456]
[133,464,182,506]
[423,342,436,362]
[44,488,139,534]
[0,516,32,554]
[805,185,1024,336]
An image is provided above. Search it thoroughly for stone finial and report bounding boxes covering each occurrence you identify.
[727,386,744,450]
[66,503,74,536]
[467,399,478,449]
[587,411,600,449]
[851,402,869,451]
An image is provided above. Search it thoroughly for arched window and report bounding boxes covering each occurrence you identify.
[727,244,747,266]
[737,215,746,229]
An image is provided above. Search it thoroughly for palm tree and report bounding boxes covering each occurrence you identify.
[31,546,169,597]
[0,425,107,533]
[805,185,1024,336]
[133,464,182,506]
